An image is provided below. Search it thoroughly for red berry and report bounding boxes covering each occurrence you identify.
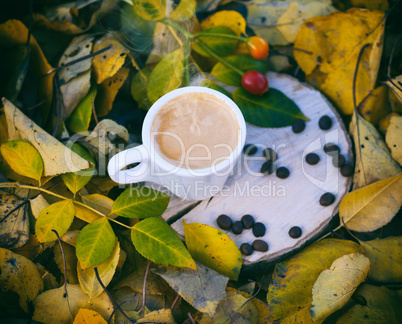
[247,36,269,60]
[241,70,269,95]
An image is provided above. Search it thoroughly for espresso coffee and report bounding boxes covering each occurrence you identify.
[151,92,239,169]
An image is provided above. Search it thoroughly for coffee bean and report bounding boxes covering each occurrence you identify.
[319,115,332,130]
[289,226,302,238]
[243,144,258,156]
[340,164,354,177]
[217,214,232,230]
[324,143,340,156]
[276,167,290,179]
[232,221,243,235]
[261,160,274,174]
[332,154,345,168]
[241,214,255,229]
[292,119,306,133]
[253,222,266,237]
[240,243,253,256]
[320,192,335,206]
[306,153,320,165]
[252,240,268,252]
[263,148,278,161]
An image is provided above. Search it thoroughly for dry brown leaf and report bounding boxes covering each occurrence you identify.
[54,241,78,284]
[350,111,401,189]
[358,85,389,126]
[2,98,91,176]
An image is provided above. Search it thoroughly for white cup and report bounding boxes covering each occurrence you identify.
[107,86,246,201]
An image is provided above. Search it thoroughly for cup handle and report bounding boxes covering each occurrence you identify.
[108,145,151,184]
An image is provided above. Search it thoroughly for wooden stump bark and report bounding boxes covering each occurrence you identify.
[156,72,352,266]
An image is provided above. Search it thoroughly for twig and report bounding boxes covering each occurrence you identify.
[108,301,127,323]
[0,183,132,229]
[53,77,62,138]
[26,99,46,111]
[187,312,196,324]
[52,230,72,317]
[170,294,181,310]
[140,260,151,317]
[91,93,99,124]
[94,267,135,323]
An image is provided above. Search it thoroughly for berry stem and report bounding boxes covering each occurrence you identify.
[194,39,244,76]
[160,18,194,38]
[195,32,246,42]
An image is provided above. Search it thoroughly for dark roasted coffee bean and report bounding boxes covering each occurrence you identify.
[232,221,243,235]
[263,148,278,161]
[241,214,255,229]
[320,192,335,206]
[260,160,274,174]
[289,226,302,238]
[319,115,332,130]
[243,144,258,156]
[253,222,266,237]
[240,243,253,256]
[324,143,340,156]
[332,154,345,168]
[252,240,268,252]
[276,167,290,179]
[217,214,232,230]
[306,153,320,165]
[340,164,354,177]
[292,119,306,133]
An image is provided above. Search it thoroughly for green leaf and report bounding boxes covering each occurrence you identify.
[35,200,75,243]
[169,0,196,21]
[360,236,402,283]
[232,87,308,128]
[78,239,120,300]
[311,253,370,322]
[183,221,242,281]
[147,48,184,104]
[120,2,155,55]
[211,55,268,86]
[76,218,116,269]
[132,0,166,21]
[0,140,43,184]
[61,143,96,195]
[266,238,364,321]
[130,68,152,110]
[111,187,169,219]
[192,26,238,58]
[131,218,196,269]
[200,79,232,98]
[66,87,96,134]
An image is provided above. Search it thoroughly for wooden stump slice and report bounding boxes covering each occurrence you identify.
[159,72,353,266]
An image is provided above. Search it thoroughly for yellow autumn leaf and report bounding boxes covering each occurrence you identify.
[183,221,242,281]
[54,241,78,284]
[35,199,76,242]
[2,98,92,176]
[81,193,118,219]
[169,0,196,22]
[0,140,43,184]
[294,8,385,115]
[358,85,389,126]
[137,309,176,323]
[95,67,130,117]
[93,34,128,84]
[387,75,402,105]
[77,240,120,301]
[311,253,370,322]
[360,236,402,283]
[33,284,113,323]
[350,111,401,189]
[73,308,107,324]
[277,1,336,43]
[32,13,83,34]
[201,10,246,36]
[350,0,389,10]
[339,173,402,232]
[74,204,102,223]
[0,247,44,313]
[30,195,49,219]
[386,115,402,165]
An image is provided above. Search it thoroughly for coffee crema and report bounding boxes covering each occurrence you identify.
[151,93,239,169]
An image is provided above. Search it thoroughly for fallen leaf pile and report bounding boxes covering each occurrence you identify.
[0,0,401,323]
